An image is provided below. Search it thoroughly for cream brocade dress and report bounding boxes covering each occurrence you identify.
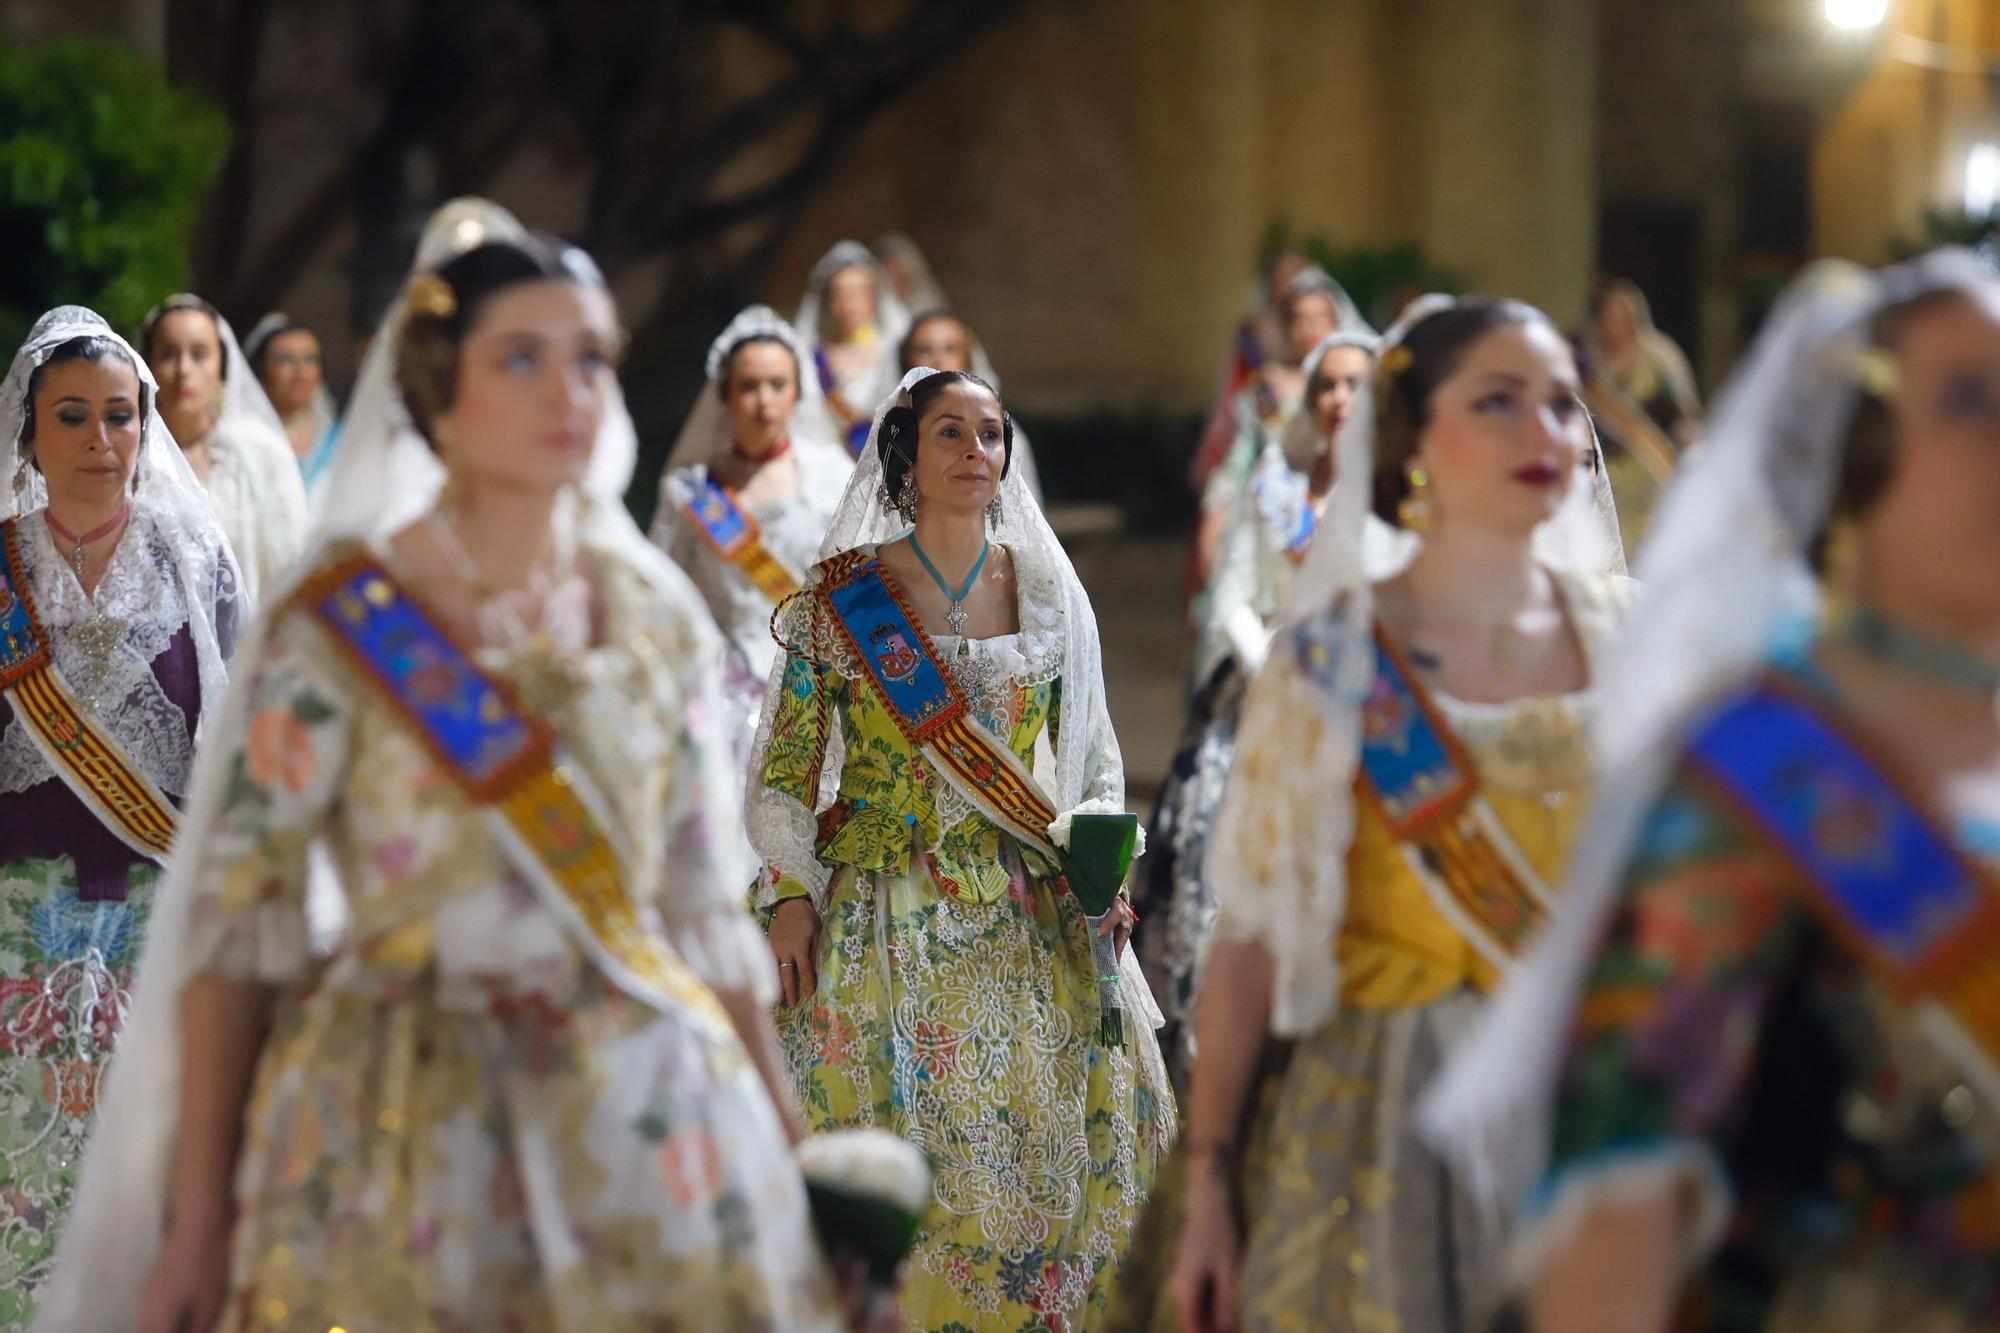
[180,542,842,1331]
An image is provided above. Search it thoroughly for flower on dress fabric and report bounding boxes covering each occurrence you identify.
[29,890,129,962]
[372,836,420,880]
[245,707,316,794]
[944,1252,974,1288]
[910,1020,957,1080]
[658,1128,726,1210]
[41,1060,96,1119]
[996,1248,1045,1305]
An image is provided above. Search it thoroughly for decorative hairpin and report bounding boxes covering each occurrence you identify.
[1853,345,1900,401]
[406,272,457,322]
[1377,342,1414,391]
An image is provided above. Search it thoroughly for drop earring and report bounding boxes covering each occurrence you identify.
[985,491,1004,528]
[1397,466,1435,534]
[895,470,920,524]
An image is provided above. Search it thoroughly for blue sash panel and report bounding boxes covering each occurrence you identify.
[0,523,48,687]
[823,559,962,740]
[309,560,545,797]
[1688,683,1987,971]
[687,477,753,554]
[1358,629,1475,837]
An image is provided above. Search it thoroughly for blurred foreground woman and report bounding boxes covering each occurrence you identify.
[40,204,846,1332]
[1431,252,2000,1333]
[1134,297,1629,1333]
[0,308,239,1323]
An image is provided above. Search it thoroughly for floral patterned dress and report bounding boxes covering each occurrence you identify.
[1112,570,1628,1333]
[1529,656,2000,1333]
[179,541,841,1332]
[0,511,231,1327]
[752,554,1174,1332]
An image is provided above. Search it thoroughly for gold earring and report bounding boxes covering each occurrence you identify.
[1398,466,1435,533]
[1820,518,1862,628]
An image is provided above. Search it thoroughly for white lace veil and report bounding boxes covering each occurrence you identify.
[1418,249,2000,1226]
[662,303,844,473]
[792,240,912,413]
[1278,326,1384,471]
[0,307,240,775]
[767,366,1126,825]
[874,232,948,313]
[36,199,654,1331]
[1203,296,1627,1039]
[146,295,291,446]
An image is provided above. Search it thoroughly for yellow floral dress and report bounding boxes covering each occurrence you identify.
[751,554,1174,1332]
[1112,570,1629,1333]
[179,541,842,1332]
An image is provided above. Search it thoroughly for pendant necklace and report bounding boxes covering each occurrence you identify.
[910,533,989,640]
[427,510,587,719]
[44,503,132,711]
[45,501,130,584]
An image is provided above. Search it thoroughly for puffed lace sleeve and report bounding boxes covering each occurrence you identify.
[651,585,785,1003]
[746,588,840,914]
[182,607,354,983]
[1206,615,1361,1036]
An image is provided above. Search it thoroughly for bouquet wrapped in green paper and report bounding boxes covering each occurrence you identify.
[797,1129,932,1294]
[1060,811,1140,1043]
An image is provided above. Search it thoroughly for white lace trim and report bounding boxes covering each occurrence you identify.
[0,510,202,798]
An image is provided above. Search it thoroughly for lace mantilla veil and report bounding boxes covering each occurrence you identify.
[0,308,240,807]
[1202,295,1627,1041]
[1418,250,1999,1248]
[661,303,846,475]
[742,365,1168,1046]
[36,198,666,1330]
[792,240,912,417]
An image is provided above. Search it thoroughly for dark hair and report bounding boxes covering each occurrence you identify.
[244,315,313,376]
[1372,297,1561,526]
[897,308,968,374]
[1809,284,1973,569]
[714,334,800,404]
[20,336,148,451]
[876,370,1013,498]
[141,294,227,381]
[396,233,612,450]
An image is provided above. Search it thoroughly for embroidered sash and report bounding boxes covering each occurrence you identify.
[1352,624,1557,966]
[684,476,798,603]
[815,350,871,456]
[1688,677,2000,1100]
[0,520,178,864]
[299,554,726,1025]
[817,552,1061,860]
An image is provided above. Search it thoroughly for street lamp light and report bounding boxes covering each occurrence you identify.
[1826,0,1889,29]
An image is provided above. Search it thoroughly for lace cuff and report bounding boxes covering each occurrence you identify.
[1510,1139,1732,1290]
[748,783,832,914]
[668,900,780,1006]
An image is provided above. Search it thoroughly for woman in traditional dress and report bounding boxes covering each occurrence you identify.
[242,312,338,488]
[0,307,240,1324]
[874,233,948,315]
[1137,326,1402,1080]
[1189,248,1313,497]
[40,206,847,1332]
[897,309,1043,502]
[749,367,1176,1330]
[1151,297,1629,1333]
[142,296,310,599]
[1576,279,1701,552]
[649,304,852,795]
[1428,253,2000,1333]
[794,241,911,455]
[1189,266,1362,602]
